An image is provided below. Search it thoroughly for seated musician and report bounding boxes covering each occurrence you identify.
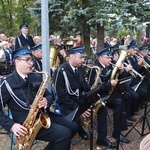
[53,45,91,140]
[88,48,131,146]
[110,45,139,121]
[31,44,53,77]
[125,42,149,108]
[0,46,78,150]
[138,45,150,102]
[139,45,150,68]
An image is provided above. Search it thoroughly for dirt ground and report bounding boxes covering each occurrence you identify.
[0,104,149,150]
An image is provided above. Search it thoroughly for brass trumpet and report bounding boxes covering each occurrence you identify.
[123,62,144,79]
[135,53,150,69]
[146,54,150,62]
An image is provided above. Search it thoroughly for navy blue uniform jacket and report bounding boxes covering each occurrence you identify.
[0,70,53,131]
[53,62,91,114]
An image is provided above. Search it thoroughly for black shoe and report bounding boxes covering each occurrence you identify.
[134,112,139,116]
[97,138,117,149]
[127,122,133,126]
[113,133,130,144]
[120,134,130,144]
[127,116,136,122]
[78,129,89,140]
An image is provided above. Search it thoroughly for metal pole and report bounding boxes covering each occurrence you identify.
[41,0,51,90]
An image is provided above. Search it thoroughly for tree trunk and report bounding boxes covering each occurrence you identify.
[83,26,91,59]
[136,28,143,47]
[97,23,104,52]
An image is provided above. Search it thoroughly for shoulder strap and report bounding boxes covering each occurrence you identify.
[17,37,22,48]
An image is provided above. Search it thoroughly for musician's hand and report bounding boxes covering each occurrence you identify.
[138,58,144,66]
[11,123,27,137]
[81,109,91,118]
[118,63,124,73]
[38,97,48,109]
[125,64,132,72]
[111,79,118,87]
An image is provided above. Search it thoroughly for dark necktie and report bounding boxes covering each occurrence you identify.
[74,68,79,78]
[75,68,78,74]
[25,77,29,83]
[26,35,28,40]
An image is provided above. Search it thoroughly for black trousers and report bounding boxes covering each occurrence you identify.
[36,111,79,150]
[137,85,148,107]
[97,98,127,141]
[50,112,79,137]
[37,122,71,150]
[127,87,139,115]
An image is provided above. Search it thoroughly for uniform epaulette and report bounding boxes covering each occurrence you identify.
[2,74,13,80]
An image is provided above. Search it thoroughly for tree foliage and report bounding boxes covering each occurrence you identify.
[0,0,35,36]
[0,0,149,40]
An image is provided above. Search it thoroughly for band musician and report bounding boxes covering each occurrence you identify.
[125,42,149,108]
[110,45,139,120]
[53,45,91,140]
[87,48,131,147]
[0,46,79,150]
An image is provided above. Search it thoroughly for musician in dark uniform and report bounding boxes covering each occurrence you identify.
[31,44,53,78]
[137,44,150,102]
[126,43,148,108]
[31,44,43,71]
[0,46,78,150]
[15,23,35,50]
[110,47,139,120]
[53,45,90,140]
[139,44,150,66]
[88,48,130,146]
[57,44,67,65]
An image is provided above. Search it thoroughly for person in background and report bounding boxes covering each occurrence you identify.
[15,23,35,50]
[75,35,83,46]
[33,36,42,45]
[104,36,111,48]
[0,41,12,73]
[31,44,53,77]
[0,33,7,43]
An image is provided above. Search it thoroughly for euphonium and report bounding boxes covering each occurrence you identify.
[81,64,105,128]
[50,43,61,68]
[16,69,51,150]
[110,49,128,94]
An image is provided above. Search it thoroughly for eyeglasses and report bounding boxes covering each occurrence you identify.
[17,58,34,63]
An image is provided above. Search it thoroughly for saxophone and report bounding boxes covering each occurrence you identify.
[16,69,51,150]
[81,64,105,128]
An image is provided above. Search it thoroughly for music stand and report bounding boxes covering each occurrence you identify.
[107,76,133,150]
[106,76,133,104]
[136,71,150,93]
[125,71,150,137]
[72,76,133,150]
